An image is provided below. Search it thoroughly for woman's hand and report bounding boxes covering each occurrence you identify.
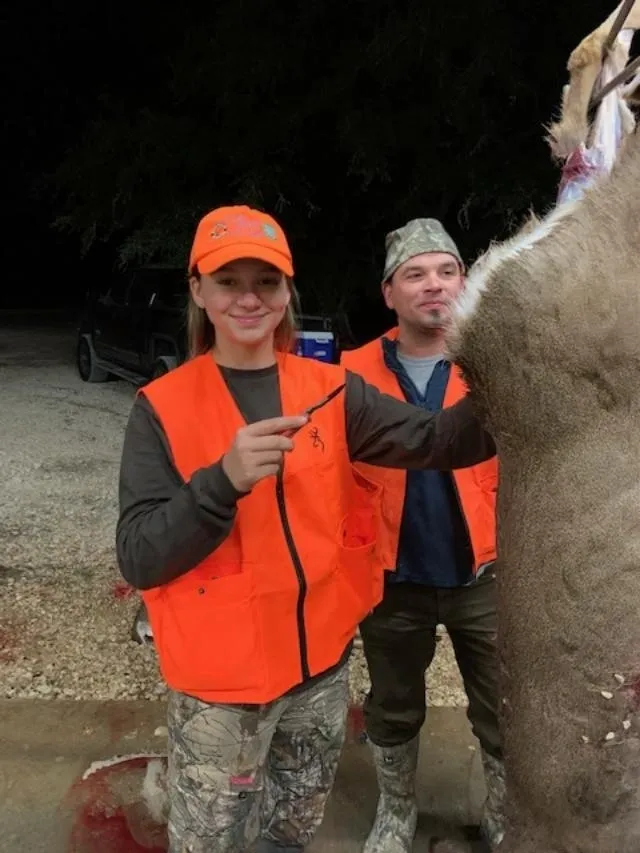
[222,415,308,492]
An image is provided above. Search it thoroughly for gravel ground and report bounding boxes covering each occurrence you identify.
[0,322,466,706]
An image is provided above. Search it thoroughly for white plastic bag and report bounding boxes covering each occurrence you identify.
[557,30,635,204]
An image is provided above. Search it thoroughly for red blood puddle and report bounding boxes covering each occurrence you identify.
[64,704,367,851]
[64,756,168,853]
[0,626,18,663]
[347,705,366,742]
[112,581,136,600]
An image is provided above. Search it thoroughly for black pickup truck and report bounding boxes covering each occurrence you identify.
[76,265,188,384]
[77,264,342,385]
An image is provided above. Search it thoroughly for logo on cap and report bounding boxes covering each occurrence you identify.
[210,223,228,239]
[208,214,279,243]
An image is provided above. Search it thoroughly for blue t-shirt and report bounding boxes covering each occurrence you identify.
[382,338,474,588]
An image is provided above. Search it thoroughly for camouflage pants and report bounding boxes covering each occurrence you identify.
[166,662,349,853]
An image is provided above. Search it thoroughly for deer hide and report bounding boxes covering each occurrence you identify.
[447,130,640,853]
[547,1,640,158]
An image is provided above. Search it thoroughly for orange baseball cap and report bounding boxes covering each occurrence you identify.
[189,205,294,276]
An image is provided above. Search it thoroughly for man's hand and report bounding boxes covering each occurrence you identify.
[222,415,308,493]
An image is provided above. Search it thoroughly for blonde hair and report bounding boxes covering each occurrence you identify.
[186,270,300,359]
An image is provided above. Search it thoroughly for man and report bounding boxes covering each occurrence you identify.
[341,219,505,853]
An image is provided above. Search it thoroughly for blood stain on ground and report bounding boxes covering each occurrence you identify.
[112,581,136,600]
[64,756,167,853]
[0,626,18,664]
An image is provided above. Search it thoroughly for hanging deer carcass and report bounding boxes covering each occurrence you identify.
[446,130,639,853]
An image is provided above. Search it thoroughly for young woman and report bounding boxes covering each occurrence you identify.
[116,205,495,853]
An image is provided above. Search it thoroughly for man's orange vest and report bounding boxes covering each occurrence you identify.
[140,352,386,705]
[341,327,498,573]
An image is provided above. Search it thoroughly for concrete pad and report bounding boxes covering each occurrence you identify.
[0,700,485,852]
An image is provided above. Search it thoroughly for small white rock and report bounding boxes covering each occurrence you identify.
[581,735,590,744]
[601,691,614,700]
[605,731,616,741]
[622,720,631,731]
[614,674,625,685]
[154,726,168,738]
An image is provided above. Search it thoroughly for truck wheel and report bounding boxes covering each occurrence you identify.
[77,335,109,382]
[151,355,177,379]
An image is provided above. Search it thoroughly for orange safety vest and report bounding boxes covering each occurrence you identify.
[140,352,386,704]
[341,327,498,573]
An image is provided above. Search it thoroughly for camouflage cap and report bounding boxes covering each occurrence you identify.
[383,218,463,281]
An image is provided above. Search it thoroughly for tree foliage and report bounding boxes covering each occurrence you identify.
[47,0,613,327]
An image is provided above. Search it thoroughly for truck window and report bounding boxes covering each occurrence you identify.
[102,279,129,307]
[147,269,187,311]
[127,278,151,309]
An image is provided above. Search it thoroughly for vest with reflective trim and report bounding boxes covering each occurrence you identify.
[341,328,498,573]
[141,352,385,704]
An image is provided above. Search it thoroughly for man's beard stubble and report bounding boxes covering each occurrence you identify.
[410,307,447,335]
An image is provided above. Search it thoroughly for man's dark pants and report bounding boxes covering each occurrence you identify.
[360,570,502,760]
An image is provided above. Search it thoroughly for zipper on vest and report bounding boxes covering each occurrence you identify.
[275,467,311,681]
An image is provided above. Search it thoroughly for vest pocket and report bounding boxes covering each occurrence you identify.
[153,572,264,695]
[336,509,384,621]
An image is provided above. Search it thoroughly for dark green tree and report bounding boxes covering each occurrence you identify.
[47,0,612,331]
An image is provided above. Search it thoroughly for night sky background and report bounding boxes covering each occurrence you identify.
[4,0,638,339]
